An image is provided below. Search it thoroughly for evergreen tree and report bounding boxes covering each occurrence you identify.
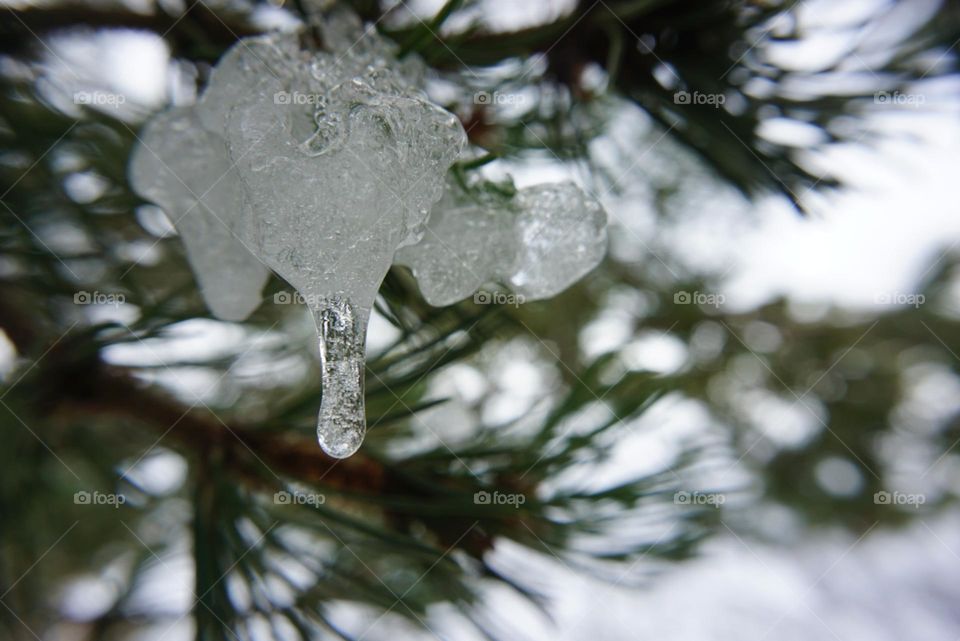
[1,1,958,639]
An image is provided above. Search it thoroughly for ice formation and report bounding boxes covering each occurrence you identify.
[129,110,270,321]
[395,178,608,306]
[130,13,465,458]
[130,10,608,459]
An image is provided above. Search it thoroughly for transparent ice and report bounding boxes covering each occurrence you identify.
[131,15,464,458]
[395,177,608,305]
[129,109,270,322]
[130,10,608,459]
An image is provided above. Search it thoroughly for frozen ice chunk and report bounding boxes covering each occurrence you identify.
[129,9,606,459]
[216,30,464,457]
[129,109,269,321]
[395,178,608,305]
[393,179,518,306]
[510,183,608,298]
[131,19,464,458]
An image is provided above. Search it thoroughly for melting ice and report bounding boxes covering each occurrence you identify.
[129,10,608,459]
[395,177,607,305]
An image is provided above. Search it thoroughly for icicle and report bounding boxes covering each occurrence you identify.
[219,33,463,457]
[132,17,465,458]
[313,297,366,458]
[130,9,609,459]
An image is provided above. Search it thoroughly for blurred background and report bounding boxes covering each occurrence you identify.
[1,0,960,639]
